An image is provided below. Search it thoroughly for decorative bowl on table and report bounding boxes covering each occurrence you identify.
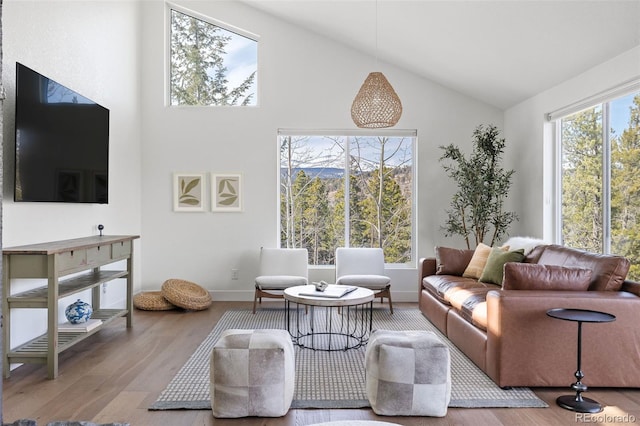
[65,299,93,324]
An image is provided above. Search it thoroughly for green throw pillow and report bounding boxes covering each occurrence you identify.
[479,247,525,285]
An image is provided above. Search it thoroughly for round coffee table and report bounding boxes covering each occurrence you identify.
[546,308,616,413]
[284,284,374,351]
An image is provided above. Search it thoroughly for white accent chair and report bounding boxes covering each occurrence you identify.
[254,248,308,314]
[335,247,393,314]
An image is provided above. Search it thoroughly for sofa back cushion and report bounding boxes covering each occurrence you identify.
[535,245,630,291]
[502,263,592,291]
[524,244,546,264]
[435,246,474,276]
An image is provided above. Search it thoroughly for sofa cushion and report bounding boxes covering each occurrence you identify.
[479,248,525,285]
[422,275,487,305]
[452,288,495,331]
[435,246,474,276]
[461,296,489,331]
[536,244,630,291]
[462,243,494,279]
[502,263,593,291]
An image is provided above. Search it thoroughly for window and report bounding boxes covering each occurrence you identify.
[169,7,257,106]
[279,131,416,266]
[556,91,640,280]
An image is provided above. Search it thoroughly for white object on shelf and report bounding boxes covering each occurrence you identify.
[299,284,358,299]
[58,318,103,333]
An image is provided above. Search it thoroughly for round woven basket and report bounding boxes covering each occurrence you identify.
[133,291,176,311]
[161,279,212,311]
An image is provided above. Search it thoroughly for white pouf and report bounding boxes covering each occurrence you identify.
[210,329,294,418]
[365,329,451,417]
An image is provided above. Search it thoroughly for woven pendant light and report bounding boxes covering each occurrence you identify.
[351,71,403,128]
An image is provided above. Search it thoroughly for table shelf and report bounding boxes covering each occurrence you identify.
[7,270,129,308]
[7,309,128,360]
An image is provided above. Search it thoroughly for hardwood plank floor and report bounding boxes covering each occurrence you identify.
[3,302,640,425]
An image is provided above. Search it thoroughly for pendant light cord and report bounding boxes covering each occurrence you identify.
[375,0,379,70]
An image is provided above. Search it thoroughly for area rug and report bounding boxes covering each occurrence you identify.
[149,308,547,410]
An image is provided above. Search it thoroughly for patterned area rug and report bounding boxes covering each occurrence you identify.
[149,308,547,410]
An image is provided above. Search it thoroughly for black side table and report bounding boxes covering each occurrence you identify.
[546,308,616,413]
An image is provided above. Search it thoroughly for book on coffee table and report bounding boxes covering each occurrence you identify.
[58,318,102,333]
[299,285,358,299]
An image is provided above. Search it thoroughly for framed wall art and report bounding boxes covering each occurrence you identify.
[173,173,205,212]
[211,173,242,212]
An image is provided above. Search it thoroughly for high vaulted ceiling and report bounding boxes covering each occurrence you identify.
[242,0,640,109]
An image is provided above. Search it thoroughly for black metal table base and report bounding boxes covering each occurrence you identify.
[285,300,373,351]
[556,394,602,413]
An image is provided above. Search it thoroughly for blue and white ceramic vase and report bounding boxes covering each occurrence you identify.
[65,299,93,324]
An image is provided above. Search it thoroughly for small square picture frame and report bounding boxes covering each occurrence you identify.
[211,173,242,212]
[173,173,205,212]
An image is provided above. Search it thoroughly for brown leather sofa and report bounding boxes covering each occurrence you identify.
[419,244,640,388]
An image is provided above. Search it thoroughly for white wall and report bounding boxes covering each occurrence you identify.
[504,46,640,241]
[2,1,142,352]
[139,0,503,302]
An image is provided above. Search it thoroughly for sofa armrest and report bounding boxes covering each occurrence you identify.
[485,289,640,387]
[622,279,640,297]
[418,257,436,285]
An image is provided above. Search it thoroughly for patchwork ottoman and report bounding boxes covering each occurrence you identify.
[365,329,451,417]
[210,329,295,418]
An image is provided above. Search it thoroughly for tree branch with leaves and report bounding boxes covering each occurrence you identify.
[439,125,518,248]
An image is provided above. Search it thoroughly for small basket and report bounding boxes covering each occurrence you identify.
[161,279,212,311]
[133,291,176,311]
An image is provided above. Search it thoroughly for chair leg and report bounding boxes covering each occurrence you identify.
[377,287,393,314]
[253,289,259,314]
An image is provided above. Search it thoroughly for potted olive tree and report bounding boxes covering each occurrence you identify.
[439,124,518,249]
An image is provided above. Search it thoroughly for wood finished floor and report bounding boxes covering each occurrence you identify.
[3,301,640,426]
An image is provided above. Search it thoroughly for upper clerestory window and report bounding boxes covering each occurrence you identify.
[168,6,258,106]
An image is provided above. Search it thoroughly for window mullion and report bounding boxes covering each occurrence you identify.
[554,120,563,245]
[344,137,351,248]
[602,102,612,254]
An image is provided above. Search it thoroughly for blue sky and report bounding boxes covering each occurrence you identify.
[223,30,258,104]
[610,92,637,137]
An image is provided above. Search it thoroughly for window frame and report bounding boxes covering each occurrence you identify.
[277,128,418,268]
[551,81,640,255]
[165,2,260,107]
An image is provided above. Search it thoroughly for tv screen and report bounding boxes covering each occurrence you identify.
[14,63,109,203]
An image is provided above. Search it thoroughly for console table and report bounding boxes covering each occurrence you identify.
[2,235,139,379]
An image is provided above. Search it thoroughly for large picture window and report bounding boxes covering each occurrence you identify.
[557,91,640,280]
[279,131,416,266]
[169,6,257,106]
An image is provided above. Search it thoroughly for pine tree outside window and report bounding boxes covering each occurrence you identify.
[556,90,640,281]
[168,6,257,106]
[279,131,416,266]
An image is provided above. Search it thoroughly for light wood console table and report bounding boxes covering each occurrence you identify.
[2,235,139,379]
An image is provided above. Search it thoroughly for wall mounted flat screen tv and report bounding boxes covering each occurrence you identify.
[14,63,109,203]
